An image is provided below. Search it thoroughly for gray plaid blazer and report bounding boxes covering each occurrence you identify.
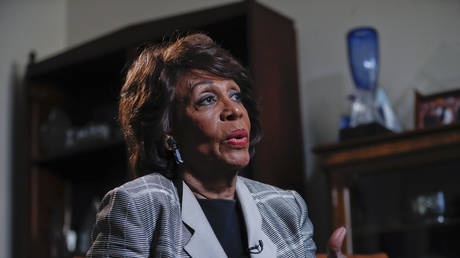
[86,173,316,257]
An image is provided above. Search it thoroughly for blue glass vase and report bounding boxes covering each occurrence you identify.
[347,27,383,126]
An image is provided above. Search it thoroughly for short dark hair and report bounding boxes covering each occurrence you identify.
[119,33,262,178]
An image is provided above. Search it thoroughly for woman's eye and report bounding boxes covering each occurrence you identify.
[198,95,216,105]
[230,92,242,103]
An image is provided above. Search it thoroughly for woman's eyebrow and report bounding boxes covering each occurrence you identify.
[190,80,214,91]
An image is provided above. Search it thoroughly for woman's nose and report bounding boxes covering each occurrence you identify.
[220,98,243,121]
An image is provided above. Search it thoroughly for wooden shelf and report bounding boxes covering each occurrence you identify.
[353,217,460,236]
[33,139,125,166]
[313,122,460,175]
[313,122,460,255]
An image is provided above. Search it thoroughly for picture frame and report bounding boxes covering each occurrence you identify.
[415,88,460,129]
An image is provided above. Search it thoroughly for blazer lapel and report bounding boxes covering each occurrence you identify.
[181,182,227,258]
[236,178,277,258]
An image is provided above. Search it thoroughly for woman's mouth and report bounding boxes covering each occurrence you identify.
[224,129,249,147]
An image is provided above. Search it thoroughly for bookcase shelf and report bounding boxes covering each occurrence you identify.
[313,122,460,257]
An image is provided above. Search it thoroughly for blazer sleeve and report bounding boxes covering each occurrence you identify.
[86,187,150,258]
[291,190,317,257]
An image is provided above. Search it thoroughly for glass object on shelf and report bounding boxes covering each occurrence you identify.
[376,88,403,132]
[40,107,72,156]
[39,104,122,158]
[76,196,101,255]
[50,184,73,258]
[347,27,384,127]
[412,191,446,223]
[64,123,111,149]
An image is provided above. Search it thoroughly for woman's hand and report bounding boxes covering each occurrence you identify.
[327,226,347,258]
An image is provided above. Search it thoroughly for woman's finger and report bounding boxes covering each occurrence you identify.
[327,226,346,258]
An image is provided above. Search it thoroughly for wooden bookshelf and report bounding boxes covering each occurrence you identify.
[313,122,460,257]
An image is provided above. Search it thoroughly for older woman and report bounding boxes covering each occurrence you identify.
[86,33,344,258]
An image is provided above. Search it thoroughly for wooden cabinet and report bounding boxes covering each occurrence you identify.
[13,1,305,257]
[313,123,460,257]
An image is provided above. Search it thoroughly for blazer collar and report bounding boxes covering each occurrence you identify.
[236,177,277,258]
[181,182,227,258]
[181,178,277,258]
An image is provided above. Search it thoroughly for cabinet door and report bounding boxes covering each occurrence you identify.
[249,2,305,193]
[350,163,460,258]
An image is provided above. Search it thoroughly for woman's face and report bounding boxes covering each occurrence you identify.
[173,71,251,173]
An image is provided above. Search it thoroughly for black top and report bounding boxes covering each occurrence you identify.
[198,199,250,258]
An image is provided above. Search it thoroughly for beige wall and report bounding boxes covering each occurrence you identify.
[0,1,67,257]
[67,0,236,47]
[1,0,460,255]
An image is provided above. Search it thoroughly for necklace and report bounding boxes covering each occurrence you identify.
[192,190,211,199]
[183,176,236,200]
[188,185,235,200]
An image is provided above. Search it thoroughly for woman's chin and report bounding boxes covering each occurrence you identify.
[222,153,250,169]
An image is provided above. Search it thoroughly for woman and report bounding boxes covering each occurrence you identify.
[87,33,344,257]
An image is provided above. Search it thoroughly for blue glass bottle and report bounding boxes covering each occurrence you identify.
[347,27,383,126]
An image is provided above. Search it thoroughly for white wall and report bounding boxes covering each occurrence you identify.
[0,1,67,257]
[67,0,236,47]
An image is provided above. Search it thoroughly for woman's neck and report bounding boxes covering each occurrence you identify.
[180,166,238,200]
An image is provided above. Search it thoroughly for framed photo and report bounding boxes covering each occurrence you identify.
[415,89,460,129]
